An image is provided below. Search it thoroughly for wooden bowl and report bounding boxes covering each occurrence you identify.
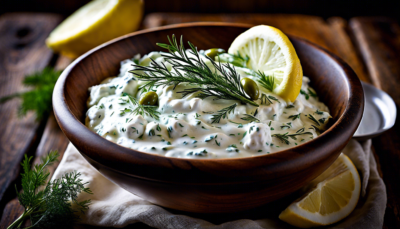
[53,22,364,213]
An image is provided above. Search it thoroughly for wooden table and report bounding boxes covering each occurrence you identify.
[0,12,399,229]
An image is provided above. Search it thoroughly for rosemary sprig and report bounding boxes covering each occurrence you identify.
[119,93,160,120]
[130,35,258,107]
[256,71,275,91]
[241,114,260,123]
[272,128,313,145]
[211,103,237,123]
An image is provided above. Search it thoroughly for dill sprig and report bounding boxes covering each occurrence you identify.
[272,128,313,145]
[8,151,92,229]
[260,93,268,105]
[130,35,258,107]
[216,52,249,68]
[119,93,160,120]
[288,113,301,120]
[256,71,275,91]
[315,109,323,115]
[310,125,322,133]
[0,67,61,121]
[259,93,280,105]
[241,114,260,123]
[307,114,320,126]
[308,88,318,98]
[211,103,237,123]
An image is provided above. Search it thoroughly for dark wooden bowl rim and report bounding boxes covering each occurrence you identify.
[53,22,364,184]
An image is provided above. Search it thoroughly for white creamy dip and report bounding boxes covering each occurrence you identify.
[85,51,331,158]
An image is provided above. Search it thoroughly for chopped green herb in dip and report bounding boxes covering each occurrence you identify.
[86,47,331,159]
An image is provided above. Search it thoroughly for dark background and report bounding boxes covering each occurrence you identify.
[1,0,400,21]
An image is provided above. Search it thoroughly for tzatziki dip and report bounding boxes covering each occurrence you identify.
[85,37,331,159]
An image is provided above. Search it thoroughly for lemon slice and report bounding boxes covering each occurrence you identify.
[46,0,143,58]
[279,153,361,228]
[228,25,303,102]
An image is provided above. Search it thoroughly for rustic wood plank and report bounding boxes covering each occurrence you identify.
[350,17,400,229]
[0,199,25,229]
[0,55,72,228]
[143,13,370,82]
[0,13,61,205]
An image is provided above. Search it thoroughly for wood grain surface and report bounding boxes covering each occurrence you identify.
[0,13,61,207]
[0,12,399,228]
[350,17,400,229]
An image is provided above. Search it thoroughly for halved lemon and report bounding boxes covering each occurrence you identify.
[46,0,144,58]
[279,153,361,228]
[228,25,303,102]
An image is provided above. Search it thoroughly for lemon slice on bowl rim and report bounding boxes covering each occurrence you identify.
[279,153,361,228]
[46,0,143,58]
[228,25,303,102]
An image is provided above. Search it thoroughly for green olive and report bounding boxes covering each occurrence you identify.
[205,48,225,60]
[241,78,260,100]
[139,91,158,105]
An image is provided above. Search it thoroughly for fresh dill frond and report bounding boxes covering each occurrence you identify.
[211,103,237,123]
[315,109,323,115]
[307,114,320,126]
[288,113,301,120]
[241,114,260,123]
[8,151,92,229]
[0,67,61,121]
[308,88,318,98]
[300,89,309,100]
[119,93,160,120]
[216,52,249,68]
[272,133,290,145]
[130,35,258,107]
[272,128,313,145]
[260,93,269,105]
[268,95,280,103]
[259,93,280,105]
[256,71,275,91]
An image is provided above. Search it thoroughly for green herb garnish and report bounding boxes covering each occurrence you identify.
[119,93,160,120]
[131,35,259,107]
[216,52,249,68]
[7,151,92,229]
[288,113,301,121]
[256,71,275,91]
[211,103,237,123]
[0,67,61,121]
[241,114,260,123]
[307,114,320,126]
[272,128,313,145]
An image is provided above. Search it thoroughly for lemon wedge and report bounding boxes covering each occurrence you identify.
[279,153,361,228]
[228,25,303,102]
[46,0,144,58]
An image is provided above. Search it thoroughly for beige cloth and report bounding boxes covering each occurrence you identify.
[53,139,386,228]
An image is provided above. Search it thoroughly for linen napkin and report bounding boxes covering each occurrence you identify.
[52,139,386,229]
